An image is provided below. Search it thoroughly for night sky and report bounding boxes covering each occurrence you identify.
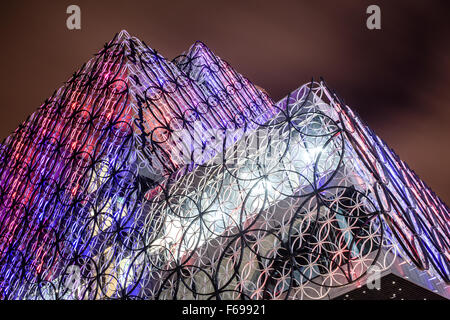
[1,0,449,203]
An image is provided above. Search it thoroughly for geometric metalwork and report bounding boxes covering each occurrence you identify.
[0,31,448,300]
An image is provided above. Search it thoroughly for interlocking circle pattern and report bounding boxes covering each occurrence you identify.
[0,31,448,300]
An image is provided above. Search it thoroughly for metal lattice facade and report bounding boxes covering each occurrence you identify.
[0,31,448,300]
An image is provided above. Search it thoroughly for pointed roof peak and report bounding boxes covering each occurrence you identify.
[189,40,214,56]
[192,40,208,48]
[115,29,132,43]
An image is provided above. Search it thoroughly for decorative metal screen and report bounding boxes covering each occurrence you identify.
[0,31,448,300]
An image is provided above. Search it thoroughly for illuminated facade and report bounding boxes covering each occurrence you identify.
[0,31,448,300]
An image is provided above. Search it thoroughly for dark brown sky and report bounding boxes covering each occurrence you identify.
[1,0,449,203]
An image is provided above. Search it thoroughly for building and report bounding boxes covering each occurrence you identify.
[0,31,448,300]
